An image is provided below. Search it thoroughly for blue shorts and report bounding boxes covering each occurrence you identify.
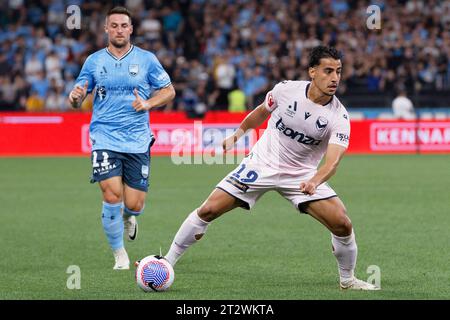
[90,147,151,192]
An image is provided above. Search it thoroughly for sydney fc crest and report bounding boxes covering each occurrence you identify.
[129,64,139,76]
[141,165,149,178]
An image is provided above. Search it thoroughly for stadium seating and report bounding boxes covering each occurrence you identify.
[0,0,448,113]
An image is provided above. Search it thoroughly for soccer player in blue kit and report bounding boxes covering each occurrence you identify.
[69,7,175,270]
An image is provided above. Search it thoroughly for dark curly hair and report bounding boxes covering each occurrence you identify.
[308,46,342,68]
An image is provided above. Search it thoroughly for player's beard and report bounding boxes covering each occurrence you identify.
[109,37,129,49]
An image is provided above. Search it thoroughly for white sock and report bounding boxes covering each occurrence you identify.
[165,209,210,267]
[113,247,129,263]
[331,229,357,283]
[113,247,128,257]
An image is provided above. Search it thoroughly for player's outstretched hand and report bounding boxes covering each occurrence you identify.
[300,181,317,195]
[132,88,151,112]
[222,134,237,152]
[69,80,88,108]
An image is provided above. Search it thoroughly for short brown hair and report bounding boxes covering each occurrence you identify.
[107,6,132,24]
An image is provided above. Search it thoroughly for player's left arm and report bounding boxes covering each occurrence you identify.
[132,84,175,112]
[300,143,347,195]
[133,52,176,111]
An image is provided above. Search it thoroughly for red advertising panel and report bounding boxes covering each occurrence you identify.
[0,112,449,156]
[370,122,450,152]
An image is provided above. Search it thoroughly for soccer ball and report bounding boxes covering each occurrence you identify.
[135,255,175,292]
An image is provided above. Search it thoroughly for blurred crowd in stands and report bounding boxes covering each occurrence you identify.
[0,0,449,115]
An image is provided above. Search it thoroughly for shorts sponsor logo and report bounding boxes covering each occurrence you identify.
[92,151,116,175]
[93,164,116,175]
[225,176,249,192]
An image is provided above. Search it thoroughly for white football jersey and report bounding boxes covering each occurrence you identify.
[250,80,350,174]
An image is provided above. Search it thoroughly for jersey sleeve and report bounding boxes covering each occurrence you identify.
[263,82,283,112]
[74,55,96,94]
[146,53,171,89]
[328,109,351,148]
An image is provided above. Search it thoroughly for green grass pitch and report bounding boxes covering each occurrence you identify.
[0,154,449,300]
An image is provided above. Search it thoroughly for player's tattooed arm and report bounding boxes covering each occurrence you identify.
[223,103,270,151]
[132,84,176,111]
[300,144,347,195]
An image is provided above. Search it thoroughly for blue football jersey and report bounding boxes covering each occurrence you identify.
[75,45,171,153]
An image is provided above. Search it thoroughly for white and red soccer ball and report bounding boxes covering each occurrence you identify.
[135,255,175,292]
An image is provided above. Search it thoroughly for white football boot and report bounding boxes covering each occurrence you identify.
[123,215,138,241]
[113,247,130,270]
[340,277,380,290]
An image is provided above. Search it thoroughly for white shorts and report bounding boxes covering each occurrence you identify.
[216,156,338,213]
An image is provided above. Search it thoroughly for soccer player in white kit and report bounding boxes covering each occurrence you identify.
[164,46,379,290]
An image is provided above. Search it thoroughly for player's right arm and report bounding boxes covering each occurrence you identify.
[69,80,89,109]
[69,55,95,109]
[299,143,347,195]
[222,103,270,151]
[223,83,280,151]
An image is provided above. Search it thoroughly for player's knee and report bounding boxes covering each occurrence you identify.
[130,201,145,212]
[124,201,145,216]
[197,202,222,222]
[103,191,122,204]
[332,211,352,236]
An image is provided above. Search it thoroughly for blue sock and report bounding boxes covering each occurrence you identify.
[123,205,145,217]
[101,202,124,250]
